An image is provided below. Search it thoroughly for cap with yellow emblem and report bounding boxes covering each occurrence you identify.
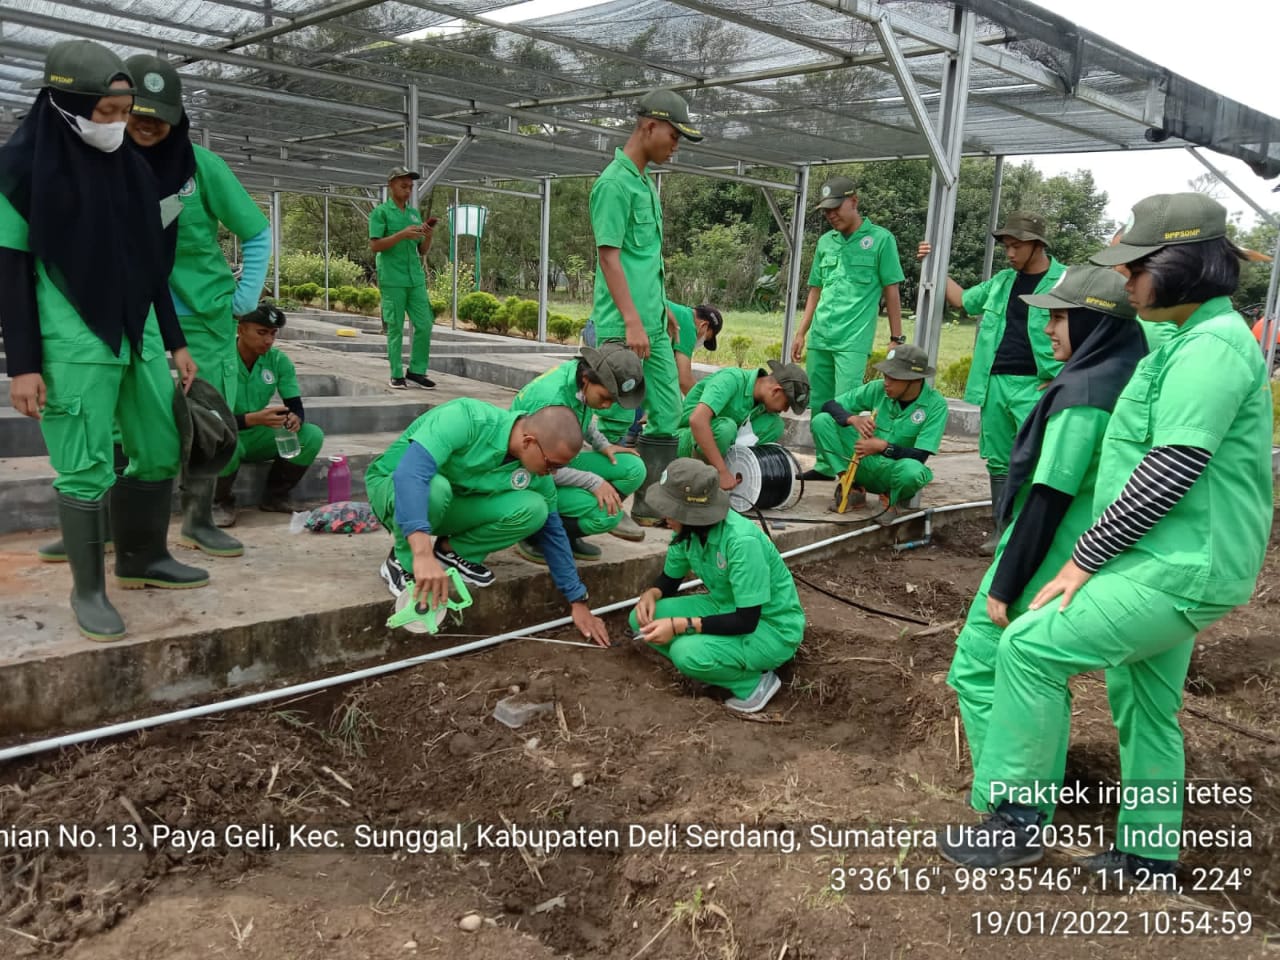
[1021,265,1137,320]
[22,40,135,97]
[125,55,184,126]
[1091,193,1227,266]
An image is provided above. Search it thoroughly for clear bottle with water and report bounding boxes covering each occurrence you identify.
[274,426,301,459]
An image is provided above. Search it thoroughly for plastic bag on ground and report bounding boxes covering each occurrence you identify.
[288,500,382,534]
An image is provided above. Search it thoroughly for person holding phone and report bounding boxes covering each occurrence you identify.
[370,166,436,389]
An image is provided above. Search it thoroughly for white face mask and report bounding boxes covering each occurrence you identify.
[53,101,127,153]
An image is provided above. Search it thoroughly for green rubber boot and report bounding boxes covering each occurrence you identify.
[39,497,113,563]
[562,515,602,560]
[629,434,679,527]
[57,494,125,641]
[111,477,210,590]
[179,475,244,557]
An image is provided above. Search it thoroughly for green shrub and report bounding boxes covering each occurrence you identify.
[864,348,887,383]
[937,355,972,398]
[356,288,381,314]
[293,282,321,304]
[277,284,294,300]
[513,299,541,339]
[279,251,363,288]
[547,313,576,344]
[458,291,501,331]
[764,340,784,362]
[429,297,448,317]
[335,285,361,311]
[728,334,753,368]
[325,287,340,306]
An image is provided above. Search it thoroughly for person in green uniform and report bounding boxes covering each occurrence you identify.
[918,212,1066,555]
[941,194,1273,880]
[364,399,610,644]
[370,166,435,390]
[509,344,647,561]
[0,41,207,641]
[213,303,325,525]
[667,299,723,395]
[677,361,810,490]
[944,266,1147,780]
[591,89,703,526]
[808,344,949,524]
[629,459,806,713]
[124,55,271,560]
[791,174,906,460]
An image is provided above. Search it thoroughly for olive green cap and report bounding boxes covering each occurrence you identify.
[1091,193,1228,266]
[645,458,731,526]
[993,211,1050,245]
[765,359,811,414]
[125,55,184,126]
[874,344,935,381]
[22,40,135,97]
[814,175,857,211]
[1021,265,1137,320]
[580,343,646,409]
[635,89,703,142]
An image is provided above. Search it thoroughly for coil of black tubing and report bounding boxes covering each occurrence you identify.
[726,444,804,513]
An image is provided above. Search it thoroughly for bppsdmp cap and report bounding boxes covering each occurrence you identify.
[23,40,135,97]
[580,343,646,409]
[765,359,811,414]
[1021,265,1137,320]
[1091,193,1228,266]
[387,166,420,182]
[125,55,184,126]
[874,344,935,381]
[993,211,1050,245]
[696,304,723,352]
[635,89,703,142]
[814,176,857,211]
[174,378,238,478]
[645,458,731,526]
[237,301,288,328]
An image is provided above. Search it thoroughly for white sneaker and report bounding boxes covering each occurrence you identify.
[725,671,782,714]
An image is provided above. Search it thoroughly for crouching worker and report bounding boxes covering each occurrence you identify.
[365,399,610,644]
[677,360,810,490]
[213,303,324,526]
[510,343,648,560]
[808,344,948,522]
[630,459,805,713]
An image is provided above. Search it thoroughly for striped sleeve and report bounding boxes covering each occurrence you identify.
[1072,445,1211,573]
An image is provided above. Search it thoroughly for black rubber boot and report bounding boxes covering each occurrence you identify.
[259,459,310,513]
[629,434,679,527]
[57,494,125,641]
[179,475,245,557]
[562,515,602,560]
[40,498,114,563]
[213,471,238,529]
[111,477,209,590]
[978,475,1007,557]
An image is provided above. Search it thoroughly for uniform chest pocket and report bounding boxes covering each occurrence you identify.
[1107,364,1156,443]
[845,251,879,287]
[628,206,659,248]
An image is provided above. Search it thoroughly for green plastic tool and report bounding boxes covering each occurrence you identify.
[386,567,473,634]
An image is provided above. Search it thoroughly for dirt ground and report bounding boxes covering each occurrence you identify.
[1,520,1277,959]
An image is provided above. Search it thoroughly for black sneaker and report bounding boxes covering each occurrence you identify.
[433,540,495,587]
[1078,848,1177,888]
[939,803,1045,868]
[389,377,408,389]
[379,548,413,597]
[405,372,436,389]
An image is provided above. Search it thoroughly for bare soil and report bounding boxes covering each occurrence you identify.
[1,519,1277,959]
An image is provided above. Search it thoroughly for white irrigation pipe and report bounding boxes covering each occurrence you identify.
[0,500,989,763]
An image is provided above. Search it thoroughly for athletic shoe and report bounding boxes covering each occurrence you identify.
[938,804,1045,868]
[433,540,495,587]
[405,372,436,389]
[379,547,412,598]
[725,671,782,714]
[1077,848,1177,888]
[389,377,408,389]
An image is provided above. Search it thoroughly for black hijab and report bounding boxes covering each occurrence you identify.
[129,111,196,275]
[998,308,1148,523]
[0,87,166,356]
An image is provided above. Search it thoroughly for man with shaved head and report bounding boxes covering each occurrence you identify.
[364,399,609,644]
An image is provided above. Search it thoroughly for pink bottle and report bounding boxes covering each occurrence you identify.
[327,456,351,503]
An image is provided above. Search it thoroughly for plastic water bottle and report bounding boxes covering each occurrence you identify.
[327,456,351,502]
[274,426,301,459]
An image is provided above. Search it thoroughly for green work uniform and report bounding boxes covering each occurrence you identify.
[171,145,270,411]
[668,300,698,358]
[365,399,554,573]
[627,510,806,699]
[805,219,905,413]
[1138,318,1174,352]
[808,378,948,504]
[369,198,433,380]
[676,367,783,459]
[511,359,645,536]
[973,298,1273,859]
[219,346,325,475]
[590,149,680,435]
[961,259,1066,476]
[947,406,1107,775]
[0,193,179,501]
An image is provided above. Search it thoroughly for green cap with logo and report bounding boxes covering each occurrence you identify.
[645,458,731,525]
[993,211,1050,245]
[765,359,811,413]
[580,343,647,410]
[874,344,935,381]
[635,89,703,142]
[1090,192,1227,266]
[1021,265,1136,320]
[23,40,135,97]
[814,175,857,211]
[125,55,184,126]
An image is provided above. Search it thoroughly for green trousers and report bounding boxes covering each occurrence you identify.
[219,422,325,474]
[180,320,238,412]
[600,333,680,437]
[555,449,645,535]
[41,357,180,501]
[676,412,783,460]
[809,413,933,503]
[367,473,547,572]
[979,374,1041,476]
[382,284,433,379]
[806,347,868,418]
[627,594,799,700]
[972,570,1232,860]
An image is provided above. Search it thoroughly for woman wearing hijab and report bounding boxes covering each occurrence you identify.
[941,194,1272,882]
[946,265,1147,778]
[124,54,271,557]
[0,40,207,642]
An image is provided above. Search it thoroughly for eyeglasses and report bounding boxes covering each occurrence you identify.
[532,436,570,472]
